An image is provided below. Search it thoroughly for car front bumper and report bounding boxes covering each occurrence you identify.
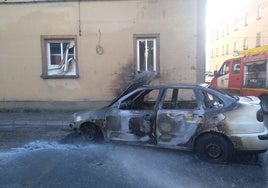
[69,122,79,131]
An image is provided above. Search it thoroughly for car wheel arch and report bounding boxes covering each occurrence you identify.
[79,122,104,141]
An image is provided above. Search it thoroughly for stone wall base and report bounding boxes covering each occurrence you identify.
[0,101,110,112]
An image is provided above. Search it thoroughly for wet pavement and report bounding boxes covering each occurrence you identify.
[0,111,74,151]
[0,140,267,188]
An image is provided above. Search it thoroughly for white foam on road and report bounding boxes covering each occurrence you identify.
[0,140,98,164]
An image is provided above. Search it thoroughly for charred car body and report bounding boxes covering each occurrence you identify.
[70,72,268,163]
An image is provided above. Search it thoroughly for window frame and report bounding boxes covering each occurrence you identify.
[161,88,199,110]
[218,61,230,76]
[234,41,239,52]
[256,32,261,47]
[222,45,225,56]
[232,60,241,74]
[234,19,239,31]
[40,35,79,79]
[244,13,248,26]
[257,4,262,20]
[226,44,229,54]
[210,49,214,58]
[243,37,248,50]
[202,91,224,110]
[133,34,160,76]
[119,88,160,110]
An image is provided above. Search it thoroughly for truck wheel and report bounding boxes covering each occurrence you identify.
[195,133,233,163]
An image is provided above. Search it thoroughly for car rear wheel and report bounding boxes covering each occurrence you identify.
[80,123,103,141]
[195,133,233,163]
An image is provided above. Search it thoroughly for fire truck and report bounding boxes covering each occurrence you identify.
[210,45,268,111]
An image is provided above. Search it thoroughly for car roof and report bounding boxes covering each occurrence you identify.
[137,83,206,89]
[136,83,237,110]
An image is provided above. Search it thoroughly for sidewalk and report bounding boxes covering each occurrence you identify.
[0,101,110,128]
[0,111,74,128]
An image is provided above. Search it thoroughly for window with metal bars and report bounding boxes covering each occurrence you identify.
[134,34,160,75]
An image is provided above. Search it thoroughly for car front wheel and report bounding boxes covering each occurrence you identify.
[195,133,233,163]
[80,123,103,141]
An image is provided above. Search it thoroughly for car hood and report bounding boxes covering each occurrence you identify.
[238,96,260,105]
[110,71,155,105]
[73,107,108,123]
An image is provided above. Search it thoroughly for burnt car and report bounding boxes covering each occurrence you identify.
[69,72,268,163]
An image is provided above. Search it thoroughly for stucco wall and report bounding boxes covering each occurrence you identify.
[0,0,205,101]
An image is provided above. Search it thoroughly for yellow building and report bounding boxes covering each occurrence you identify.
[0,0,206,109]
[208,0,268,72]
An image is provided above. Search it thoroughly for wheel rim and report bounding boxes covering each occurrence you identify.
[86,128,95,140]
[205,143,222,159]
[81,126,96,140]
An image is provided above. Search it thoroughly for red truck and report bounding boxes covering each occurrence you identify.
[210,45,268,111]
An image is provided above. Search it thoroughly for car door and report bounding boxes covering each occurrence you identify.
[156,87,203,147]
[217,61,230,89]
[105,88,161,143]
[229,59,242,90]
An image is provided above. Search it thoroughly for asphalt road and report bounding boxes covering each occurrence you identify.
[0,125,267,188]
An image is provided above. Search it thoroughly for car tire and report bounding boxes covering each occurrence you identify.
[195,133,233,163]
[80,123,103,141]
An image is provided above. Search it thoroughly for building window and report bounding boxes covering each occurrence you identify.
[243,37,248,50]
[211,49,214,58]
[256,32,261,47]
[211,32,214,42]
[257,4,262,19]
[245,13,248,26]
[134,34,160,75]
[41,35,78,79]
[234,41,239,52]
[222,45,225,55]
[216,30,219,40]
[226,44,229,54]
[234,19,239,31]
